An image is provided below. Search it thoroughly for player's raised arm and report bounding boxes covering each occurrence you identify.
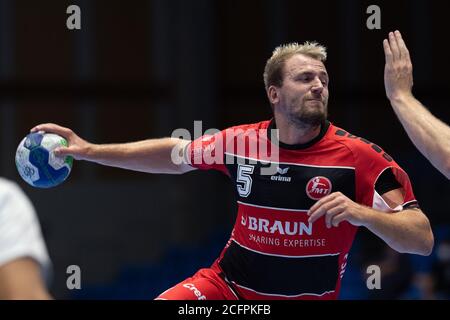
[384,30,450,179]
[30,123,195,174]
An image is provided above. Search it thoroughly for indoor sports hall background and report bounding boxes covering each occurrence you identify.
[0,0,448,299]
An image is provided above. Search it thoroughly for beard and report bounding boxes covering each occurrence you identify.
[287,97,328,129]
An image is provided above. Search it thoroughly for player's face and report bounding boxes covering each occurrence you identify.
[276,54,329,127]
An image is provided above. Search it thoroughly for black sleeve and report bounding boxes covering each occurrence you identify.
[375,168,402,195]
[375,168,421,210]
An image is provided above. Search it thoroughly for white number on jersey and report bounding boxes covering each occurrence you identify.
[237,164,254,197]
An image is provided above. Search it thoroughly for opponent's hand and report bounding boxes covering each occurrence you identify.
[307,192,370,228]
[383,30,414,101]
[30,123,93,161]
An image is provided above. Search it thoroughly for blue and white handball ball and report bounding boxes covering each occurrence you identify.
[15,132,73,188]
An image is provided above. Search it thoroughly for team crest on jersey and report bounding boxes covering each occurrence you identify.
[306,176,332,200]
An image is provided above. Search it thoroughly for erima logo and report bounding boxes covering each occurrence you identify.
[277,167,289,175]
[271,166,291,182]
[241,215,312,236]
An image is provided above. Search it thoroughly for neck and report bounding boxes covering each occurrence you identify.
[273,114,322,145]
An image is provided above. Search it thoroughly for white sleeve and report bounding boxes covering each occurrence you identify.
[372,190,403,212]
[0,179,51,275]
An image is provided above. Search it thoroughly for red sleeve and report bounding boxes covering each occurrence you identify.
[353,142,417,212]
[186,129,230,176]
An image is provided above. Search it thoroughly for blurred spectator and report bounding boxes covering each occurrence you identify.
[433,234,450,299]
[407,226,450,299]
[432,235,450,298]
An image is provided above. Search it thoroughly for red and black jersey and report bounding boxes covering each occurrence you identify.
[187,119,418,300]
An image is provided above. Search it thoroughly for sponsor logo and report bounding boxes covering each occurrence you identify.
[306,176,332,200]
[271,166,291,182]
[183,283,206,300]
[340,253,348,279]
[241,214,247,226]
[276,167,289,175]
[241,215,312,236]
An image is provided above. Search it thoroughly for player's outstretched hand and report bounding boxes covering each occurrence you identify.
[30,123,93,161]
[383,30,414,101]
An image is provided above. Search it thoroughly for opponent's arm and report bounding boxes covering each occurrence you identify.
[384,31,450,179]
[0,258,52,300]
[308,189,434,256]
[30,123,195,175]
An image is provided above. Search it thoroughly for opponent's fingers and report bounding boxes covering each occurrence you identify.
[388,31,401,60]
[383,39,393,65]
[31,123,73,139]
[394,30,411,63]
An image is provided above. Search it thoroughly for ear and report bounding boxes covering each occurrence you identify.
[267,86,279,105]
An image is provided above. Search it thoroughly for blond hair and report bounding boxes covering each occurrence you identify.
[263,42,327,90]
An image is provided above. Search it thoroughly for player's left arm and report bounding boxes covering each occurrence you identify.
[308,189,434,256]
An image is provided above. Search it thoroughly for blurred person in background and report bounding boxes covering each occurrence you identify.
[432,235,450,298]
[367,246,414,299]
[407,227,450,299]
[0,177,52,299]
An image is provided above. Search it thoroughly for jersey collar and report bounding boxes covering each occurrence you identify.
[267,119,330,150]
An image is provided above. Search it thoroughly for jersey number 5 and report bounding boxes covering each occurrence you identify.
[237,164,254,197]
